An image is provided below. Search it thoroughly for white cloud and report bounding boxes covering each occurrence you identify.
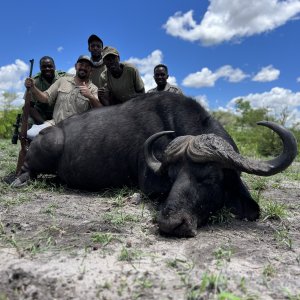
[182,65,248,88]
[252,65,280,82]
[227,87,300,126]
[126,50,180,92]
[0,59,29,90]
[57,46,64,52]
[163,0,300,45]
[297,77,300,82]
[194,94,210,110]
[68,67,76,75]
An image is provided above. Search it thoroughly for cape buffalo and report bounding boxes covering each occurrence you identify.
[12,92,298,237]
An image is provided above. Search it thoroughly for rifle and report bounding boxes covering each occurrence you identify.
[15,59,34,175]
[11,113,21,144]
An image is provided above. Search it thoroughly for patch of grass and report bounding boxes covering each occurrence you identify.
[99,186,139,205]
[274,227,293,249]
[91,232,113,247]
[42,203,59,215]
[249,177,268,191]
[118,246,142,262]
[262,263,276,279]
[166,257,194,274]
[283,288,300,300]
[261,201,288,221]
[217,291,242,300]
[0,193,32,207]
[103,210,140,225]
[213,245,233,266]
[186,271,228,299]
[209,207,235,225]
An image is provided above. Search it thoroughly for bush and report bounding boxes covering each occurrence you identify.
[0,109,21,139]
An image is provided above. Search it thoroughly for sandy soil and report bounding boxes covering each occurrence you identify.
[0,166,299,300]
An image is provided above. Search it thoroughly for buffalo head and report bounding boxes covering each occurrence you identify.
[144,121,297,237]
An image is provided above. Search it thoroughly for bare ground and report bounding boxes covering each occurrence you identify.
[0,160,299,299]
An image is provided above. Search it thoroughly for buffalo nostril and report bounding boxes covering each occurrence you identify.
[158,214,197,237]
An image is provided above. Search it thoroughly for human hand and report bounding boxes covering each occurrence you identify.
[78,82,92,98]
[24,77,34,89]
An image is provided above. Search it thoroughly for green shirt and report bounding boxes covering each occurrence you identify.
[32,70,67,120]
[101,63,144,103]
[90,62,107,89]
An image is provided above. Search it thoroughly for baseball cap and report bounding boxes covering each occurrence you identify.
[77,55,93,66]
[88,34,103,47]
[102,46,119,59]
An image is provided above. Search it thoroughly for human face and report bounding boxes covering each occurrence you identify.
[75,61,92,80]
[40,59,55,82]
[103,55,120,74]
[88,41,103,58]
[154,67,169,88]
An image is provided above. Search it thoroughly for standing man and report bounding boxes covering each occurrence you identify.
[99,46,145,105]
[88,34,107,97]
[147,64,183,94]
[29,56,67,125]
[25,55,101,139]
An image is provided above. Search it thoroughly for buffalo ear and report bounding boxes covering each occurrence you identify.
[223,170,260,221]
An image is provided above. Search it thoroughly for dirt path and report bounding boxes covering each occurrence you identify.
[0,162,299,299]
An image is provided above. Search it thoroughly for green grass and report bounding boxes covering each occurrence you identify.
[91,232,113,246]
[118,246,142,262]
[260,201,288,221]
[209,207,235,225]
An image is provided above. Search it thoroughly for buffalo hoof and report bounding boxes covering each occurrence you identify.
[10,172,30,188]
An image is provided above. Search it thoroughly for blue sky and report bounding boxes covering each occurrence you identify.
[1,0,300,126]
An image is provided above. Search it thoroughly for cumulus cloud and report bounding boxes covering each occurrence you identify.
[227,87,300,126]
[194,94,210,110]
[163,0,300,45]
[0,59,29,90]
[252,65,280,82]
[182,65,248,88]
[57,46,64,52]
[297,77,300,83]
[126,50,180,92]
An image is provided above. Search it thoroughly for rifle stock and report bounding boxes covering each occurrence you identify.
[15,59,34,175]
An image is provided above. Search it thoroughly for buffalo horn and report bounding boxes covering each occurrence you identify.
[186,121,298,176]
[144,131,175,174]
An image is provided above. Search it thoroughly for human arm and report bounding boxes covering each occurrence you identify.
[24,78,49,103]
[133,68,145,95]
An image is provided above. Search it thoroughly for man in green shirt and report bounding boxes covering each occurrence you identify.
[99,46,145,105]
[29,56,67,125]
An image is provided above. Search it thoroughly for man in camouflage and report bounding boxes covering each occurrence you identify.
[29,56,67,125]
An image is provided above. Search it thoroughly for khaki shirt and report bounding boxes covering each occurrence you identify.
[101,63,144,103]
[45,76,98,124]
[90,62,107,89]
[147,82,183,95]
